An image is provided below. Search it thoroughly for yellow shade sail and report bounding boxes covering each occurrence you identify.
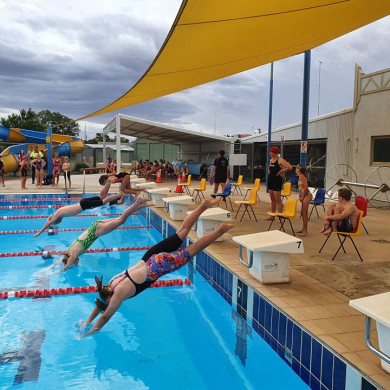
[78,0,390,120]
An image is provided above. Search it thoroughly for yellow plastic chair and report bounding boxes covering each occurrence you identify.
[181,174,192,195]
[234,187,258,221]
[231,175,243,195]
[267,197,298,235]
[190,178,207,201]
[319,211,364,261]
[281,182,292,203]
[243,178,261,202]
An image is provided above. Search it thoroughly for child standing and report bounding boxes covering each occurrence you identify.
[296,164,312,237]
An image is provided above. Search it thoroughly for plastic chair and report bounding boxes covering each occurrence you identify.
[231,175,243,195]
[211,182,233,210]
[234,187,258,221]
[290,175,299,191]
[308,188,326,220]
[355,196,369,234]
[181,175,192,195]
[281,182,292,203]
[267,198,298,236]
[190,178,207,201]
[319,211,364,262]
[243,178,261,202]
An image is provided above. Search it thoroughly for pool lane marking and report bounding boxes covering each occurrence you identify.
[0,213,140,220]
[0,225,153,235]
[0,279,191,299]
[0,246,152,258]
[0,197,83,202]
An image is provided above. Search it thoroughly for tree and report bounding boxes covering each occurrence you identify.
[1,108,45,132]
[87,133,130,144]
[0,108,80,137]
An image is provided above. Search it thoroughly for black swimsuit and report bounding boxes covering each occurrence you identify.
[79,196,104,211]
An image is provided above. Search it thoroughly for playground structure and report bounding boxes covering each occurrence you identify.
[0,125,84,174]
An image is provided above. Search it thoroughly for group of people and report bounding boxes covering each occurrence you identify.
[9,146,72,189]
[135,159,175,180]
[32,169,231,337]
[105,154,117,174]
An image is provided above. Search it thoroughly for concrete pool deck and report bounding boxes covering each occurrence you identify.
[2,173,390,389]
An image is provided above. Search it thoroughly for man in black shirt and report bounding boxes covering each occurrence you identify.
[210,150,229,193]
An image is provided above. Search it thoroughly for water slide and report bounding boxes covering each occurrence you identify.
[0,125,85,174]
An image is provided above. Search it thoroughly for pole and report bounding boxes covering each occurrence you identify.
[46,124,53,176]
[300,51,311,165]
[266,62,274,192]
[317,60,322,116]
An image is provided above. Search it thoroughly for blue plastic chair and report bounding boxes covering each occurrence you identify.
[290,175,299,191]
[211,183,233,210]
[308,188,326,220]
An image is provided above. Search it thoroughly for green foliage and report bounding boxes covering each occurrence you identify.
[87,133,129,144]
[74,162,89,172]
[0,108,80,137]
[1,108,45,132]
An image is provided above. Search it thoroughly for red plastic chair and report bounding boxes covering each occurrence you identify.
[355,196,369,234]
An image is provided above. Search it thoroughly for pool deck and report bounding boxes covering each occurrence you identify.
[2,174,390,389]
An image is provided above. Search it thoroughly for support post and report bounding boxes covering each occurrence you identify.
[300,51,311,165]
[266,62,274,192]
[116,114,121,172]
[46,125,53,175]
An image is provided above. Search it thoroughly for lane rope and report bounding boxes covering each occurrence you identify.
[0,225,152,235]
[0,279,191,299]
[0,213,139,220]
[0,197,82,202]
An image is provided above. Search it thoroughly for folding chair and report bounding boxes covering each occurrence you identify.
[319,211,364,261]
[308,188,326,220]
[181,174,192,195]
[267,198,298,236]
[281,182,292,203]
[231,175,243,195]
[355,196,369,234]
[190,178,207,201]
[211,182,233,210]
[243,178,261,202]
[234,187,258,221]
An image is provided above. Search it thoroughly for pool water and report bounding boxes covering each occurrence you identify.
[0,197,308,389]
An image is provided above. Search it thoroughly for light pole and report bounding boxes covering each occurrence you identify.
[317,60,322,116]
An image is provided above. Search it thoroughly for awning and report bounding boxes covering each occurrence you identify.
[103,114,231,145]
[78,0,390,120]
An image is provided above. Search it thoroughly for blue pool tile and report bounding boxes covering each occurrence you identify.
[310,375,321,390]
[292,358,301,376]
[333,356,346,390]
[286,319,293,350]
[278,313,287,346]
[264,302,272,333]
[300,366,310,386]
[301,331,312,370]
[271,307,279,339]
[259,297,266,327]
[320,385,330,390]
[311,338,322,380]
[270,337,278,352]
[253,294,260,323]
[321,348,334,390]
[264,332,271,345]
[361,377,377,390]
[277,343,285,359]
[292,324,302,361]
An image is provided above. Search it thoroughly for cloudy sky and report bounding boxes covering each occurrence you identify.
[1,0,389,139]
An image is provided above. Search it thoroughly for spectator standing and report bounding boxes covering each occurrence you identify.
[0,155,5,187]
[62,156,71,190]
[210,150,229,193]
[30,146,44,184]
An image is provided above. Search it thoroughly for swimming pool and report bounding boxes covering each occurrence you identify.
[0,195,310,389]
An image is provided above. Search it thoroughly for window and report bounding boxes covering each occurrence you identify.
[372,136,390,165]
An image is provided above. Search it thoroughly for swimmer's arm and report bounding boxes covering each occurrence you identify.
[63,253,79,271]
[84,307,100,326]
[33,217,56,238]
[83,295,123,337]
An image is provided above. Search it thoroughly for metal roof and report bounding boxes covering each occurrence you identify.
[103,114,232,145]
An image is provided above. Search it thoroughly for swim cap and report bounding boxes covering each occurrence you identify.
[269,146,280,154]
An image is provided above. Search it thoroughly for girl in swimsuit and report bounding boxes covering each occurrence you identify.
[20,155,28,189]
[61,196,152,270]
[31,154,46,188]
[33,180,124,237]
[296,164,312,237]
[79,198,234,337]
[52,153,61,187]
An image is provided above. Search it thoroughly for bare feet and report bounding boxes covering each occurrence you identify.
[202,198,220,209]
[298,231,308,237]
[219,222,234,233]
[265,216,274,221]
[323,227,332,235]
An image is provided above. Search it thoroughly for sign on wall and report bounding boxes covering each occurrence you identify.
[229,154,247,166]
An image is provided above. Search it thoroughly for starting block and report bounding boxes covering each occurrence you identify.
[188,207,232,241]
[130,174,138,180]
[147,187,172,207]
[130,178,146,189]
[232,230,304,283]
[136,182,157,198]
[350,292,390,373]
[162,195,195,220]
